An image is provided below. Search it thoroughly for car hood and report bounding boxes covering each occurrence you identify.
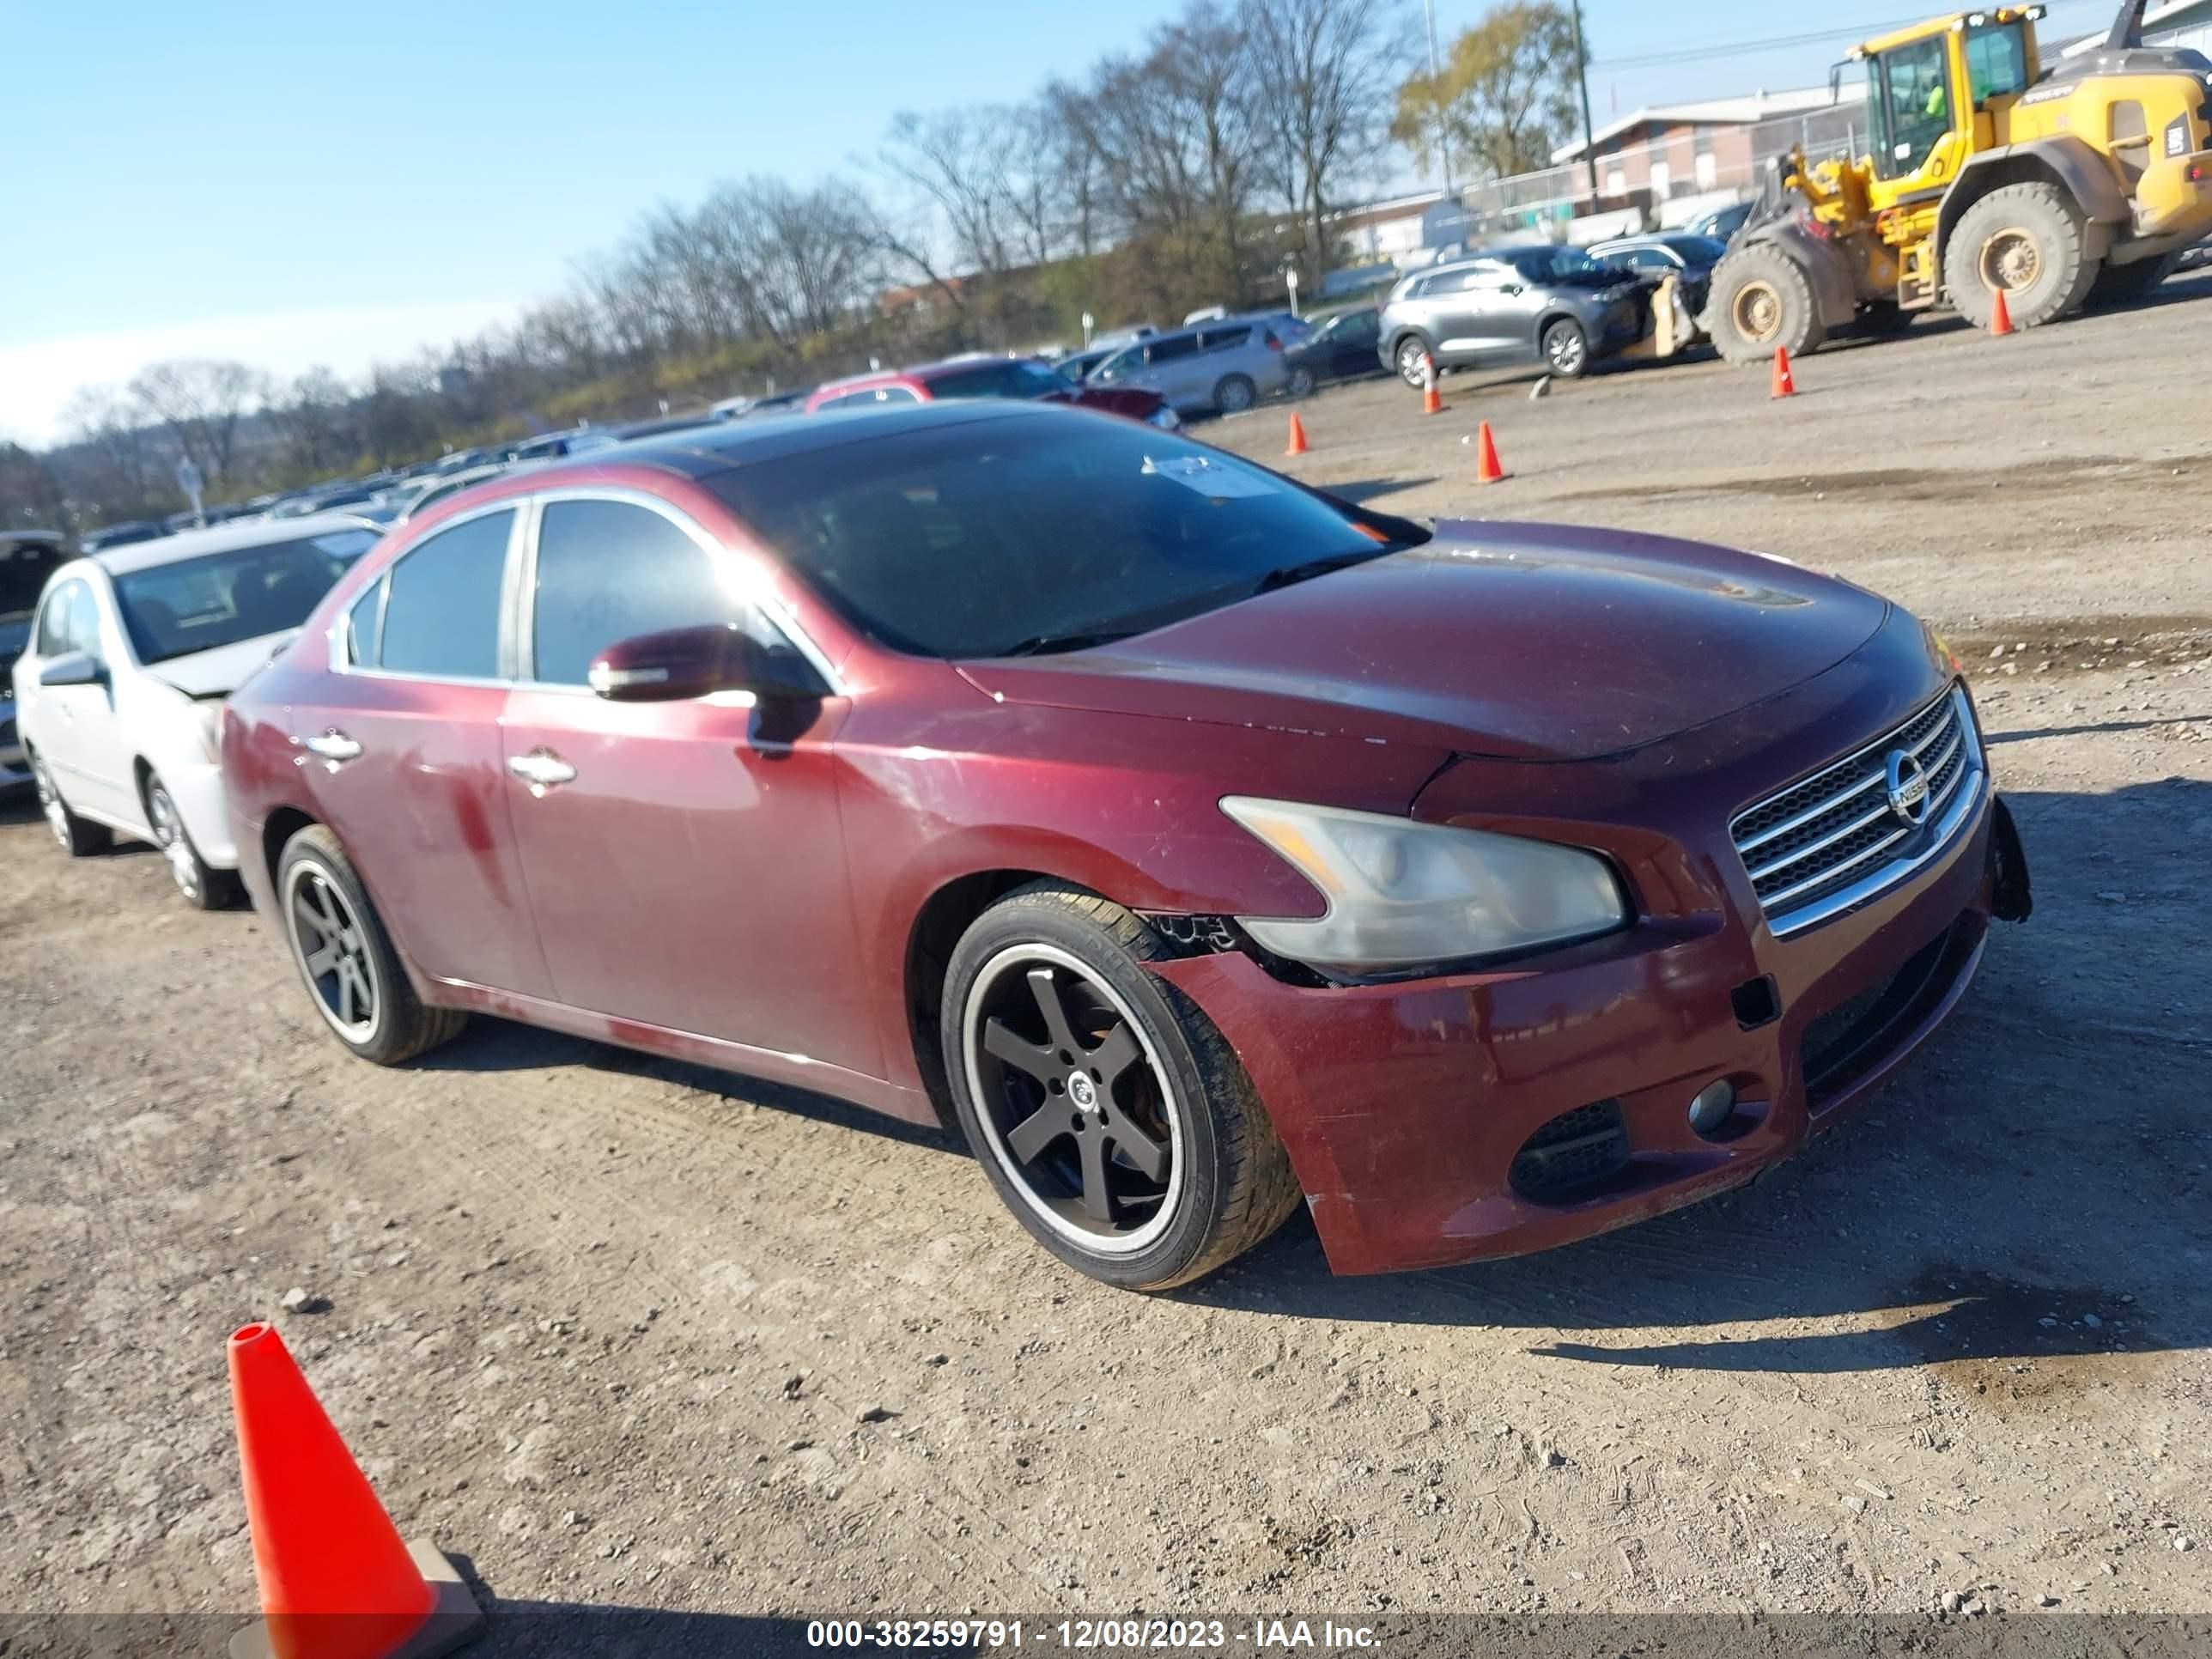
[957,520,1889,762]
[144,629,300,699]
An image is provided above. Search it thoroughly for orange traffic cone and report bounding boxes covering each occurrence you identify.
[1421,354,1444,416]
[1474,421,1507,483]
[1285,411,1310,456]
[227,1322,483,1659]
[1770,346,1796,398]
[1989,286,2014,336]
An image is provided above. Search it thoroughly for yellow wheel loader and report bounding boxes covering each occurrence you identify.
[1705,0,2212,363]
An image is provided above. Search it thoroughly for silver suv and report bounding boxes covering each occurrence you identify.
[1087,317,1291,416]
[1376,245,1648,383]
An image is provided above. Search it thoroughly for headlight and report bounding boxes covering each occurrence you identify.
[1220,797,1627,977]
[193,700,225,763]
[1146,404,1182,430]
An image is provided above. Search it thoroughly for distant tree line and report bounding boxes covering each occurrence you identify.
[7,0,1589,532]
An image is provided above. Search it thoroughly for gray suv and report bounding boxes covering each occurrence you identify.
[1088,317,1291,416]
[1376,245,1648,383]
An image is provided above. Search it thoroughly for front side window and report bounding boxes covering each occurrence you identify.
[113,529,377,665]
[66,584,106,662]
[709,412,1430,660]
[530,499,744,685]
[1332,310,1380,342]
[1510,246,1606,283]
[376,509,514,679]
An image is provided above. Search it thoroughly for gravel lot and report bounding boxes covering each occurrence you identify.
[5,275,2210,1651]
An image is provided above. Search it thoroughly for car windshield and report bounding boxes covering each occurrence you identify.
[113,528,380,665]
[924,360,1071,401]
[1509,246,1608,283]
[1,541,67,623]
[709,414,1429,659]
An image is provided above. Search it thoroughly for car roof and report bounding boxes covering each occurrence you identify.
[88,510,381,575]
[526,398,1058,486]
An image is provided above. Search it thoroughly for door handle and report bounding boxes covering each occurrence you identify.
[507,748,576,795]
[305,730,362,763]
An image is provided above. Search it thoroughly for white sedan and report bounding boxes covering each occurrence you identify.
[10,514,380,907]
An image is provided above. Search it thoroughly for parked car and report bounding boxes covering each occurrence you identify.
[1283,307,1384,396]
[222,402,2027,1291]
[387,464,512,524]
[1376,245,1650,383]
[1,531,73,789]
[1586,233,1729,318]
[13,514,380,907]
[496,428,621,465]
[81,521,168,552]
[1086,318,1293,416]
[804,355,1179,427]
[1055,344,1118,384]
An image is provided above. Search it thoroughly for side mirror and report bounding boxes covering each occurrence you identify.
[587,623,822,704]
[39,650,103,689]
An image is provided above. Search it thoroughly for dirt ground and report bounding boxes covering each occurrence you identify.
[5,275,2211,1654]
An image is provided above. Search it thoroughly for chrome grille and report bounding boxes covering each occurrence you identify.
[1731,689,1979,927]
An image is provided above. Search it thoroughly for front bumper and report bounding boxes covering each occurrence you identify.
[1152,641,2014,1278]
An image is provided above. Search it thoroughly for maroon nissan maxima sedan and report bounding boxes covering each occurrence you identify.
[222,402,2030,1291]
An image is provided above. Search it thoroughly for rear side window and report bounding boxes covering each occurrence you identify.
[376,509,514,679]
[529,499,741,685]
[1146,335,1200,365]
[1197,326,1251,352]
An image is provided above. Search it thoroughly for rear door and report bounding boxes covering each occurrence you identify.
[497,491,873,1070]
[297,503,556,998]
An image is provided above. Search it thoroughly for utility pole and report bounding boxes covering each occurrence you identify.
[1423,0,1455,199]
[1569,0,1600,203]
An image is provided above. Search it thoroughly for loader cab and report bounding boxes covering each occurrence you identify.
[1858,8,2043,185]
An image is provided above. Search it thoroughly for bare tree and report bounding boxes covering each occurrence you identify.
[126,360,270,488]
[264,368,358,478]
[1243,0,1411,286]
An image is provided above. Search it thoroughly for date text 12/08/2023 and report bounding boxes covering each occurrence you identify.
[805,1617,1383,1651]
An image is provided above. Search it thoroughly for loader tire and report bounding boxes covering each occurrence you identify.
[2082,252,2179,311]
[1944,184,2095,329]
[1706,243,1827,366]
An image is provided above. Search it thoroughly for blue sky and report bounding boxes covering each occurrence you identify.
[3,0,2118,442]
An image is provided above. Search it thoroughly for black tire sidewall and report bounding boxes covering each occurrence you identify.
[942,897,1232,1291]
[1944,185,2086,328]
[1709,245,1823,364]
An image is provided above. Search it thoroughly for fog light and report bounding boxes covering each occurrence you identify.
[1687,1079,1736,1136]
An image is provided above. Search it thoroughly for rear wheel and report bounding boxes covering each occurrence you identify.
[145,772,240,909]
[2082,252,2179,310]
[1212,374,1256,415]
[1944,183,2094,329]
[1707,242,1827,365]
[276,823,465,1065]
[30,752,111,857]
[942,883,1303,1291]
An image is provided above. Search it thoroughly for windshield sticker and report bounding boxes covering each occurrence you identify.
[1140,453,1274,501]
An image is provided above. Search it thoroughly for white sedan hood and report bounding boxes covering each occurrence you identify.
[146,629,298,698]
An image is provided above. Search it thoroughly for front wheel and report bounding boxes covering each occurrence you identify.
[1943,182,2094,329]
[276,823,465,1065]
[942,883,1303,1291]
[31,753,111,857]
[1705,242,1828,365]
[1286,365,1316,398]
[1541,318,1590,378]
[1394,335,1431,386]
[145,773,240,909]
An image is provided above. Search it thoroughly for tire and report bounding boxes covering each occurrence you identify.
[1393,333,1432,386]
[276,823,465,1066]
[1212,374,1256,416]
[144,772,240,909]
[1286,365,1317,398]
[1943,183,2094,329]
[2082,252,2179,311]
[1706,242,1828,366]
[1540,317,1590,378]
[941,882,1303,1291]
[29,751,112,857]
